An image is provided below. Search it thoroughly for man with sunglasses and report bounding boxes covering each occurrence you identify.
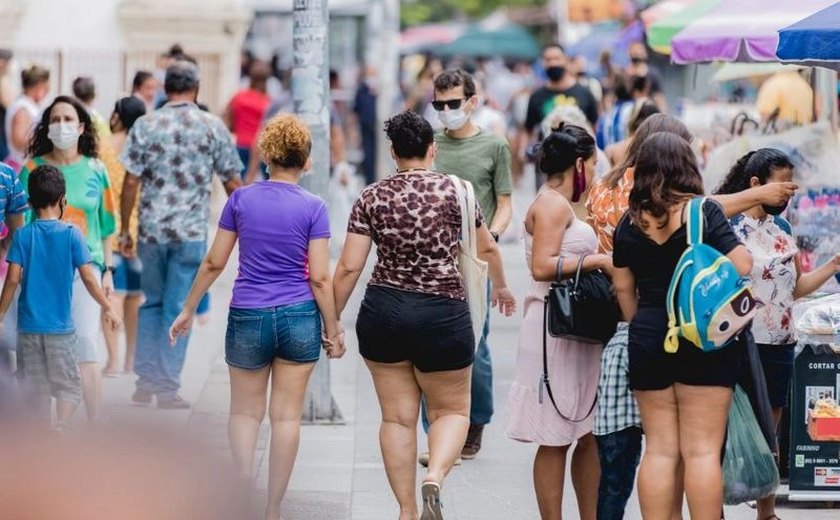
[417,68,512,464]
[626,42,666,112]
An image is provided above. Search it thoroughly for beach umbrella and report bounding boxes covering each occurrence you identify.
[777,2,840,68]
[645,0,720,54]
[671,0,836,64]
[437,25,540,60]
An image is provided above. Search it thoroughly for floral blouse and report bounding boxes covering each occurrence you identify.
[586,167,634,254]
[731,214,799,345]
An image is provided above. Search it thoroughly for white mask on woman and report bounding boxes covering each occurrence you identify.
[48,122,81,151]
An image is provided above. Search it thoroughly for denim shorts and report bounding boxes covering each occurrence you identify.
[225,300,322,369]
[113,254,142,295]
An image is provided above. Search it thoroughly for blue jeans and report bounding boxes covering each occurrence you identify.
[422,282,493,430]
[596,426,642,520]
[134,241,205,401]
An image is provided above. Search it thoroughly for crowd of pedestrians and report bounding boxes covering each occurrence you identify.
[0,37,836,520]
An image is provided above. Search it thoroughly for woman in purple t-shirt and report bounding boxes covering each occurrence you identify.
[170,115,344,519]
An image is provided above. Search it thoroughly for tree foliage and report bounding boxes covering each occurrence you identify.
[400,0,547,28]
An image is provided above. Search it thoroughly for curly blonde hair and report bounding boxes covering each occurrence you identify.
[258,114,312,169]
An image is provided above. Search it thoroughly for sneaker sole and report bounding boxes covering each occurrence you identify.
[459,451,478,460]
[420,481,443,520]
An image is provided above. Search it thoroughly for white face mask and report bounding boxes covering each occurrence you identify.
[437,108,469,130]
[48,122,81,151]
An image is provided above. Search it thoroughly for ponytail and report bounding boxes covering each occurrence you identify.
[714,148,793,195]
[537,121,596,179]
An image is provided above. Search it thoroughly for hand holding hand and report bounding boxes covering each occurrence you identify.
[492,286,517,317]
[169,311,194,346]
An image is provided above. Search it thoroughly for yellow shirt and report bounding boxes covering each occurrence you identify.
[756,71,814,125]
[100,138,139,254]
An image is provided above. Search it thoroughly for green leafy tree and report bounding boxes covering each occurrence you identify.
[401,0,547,27]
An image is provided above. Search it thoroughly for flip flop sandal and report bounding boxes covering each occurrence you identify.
[420,481,443,520]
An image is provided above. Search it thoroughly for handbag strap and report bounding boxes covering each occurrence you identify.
[449,175,479,256]
[540,296,598,423]
[555,253,589,286]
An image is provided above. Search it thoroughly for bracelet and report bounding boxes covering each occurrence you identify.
[102,266,116,275]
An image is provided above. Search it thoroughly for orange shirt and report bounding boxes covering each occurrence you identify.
[586,167,634,254]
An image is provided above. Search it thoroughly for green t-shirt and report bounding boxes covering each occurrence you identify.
[21,156,116,269]
[434,129,513,225]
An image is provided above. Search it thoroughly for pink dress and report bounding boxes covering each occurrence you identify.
[505,218,601,446]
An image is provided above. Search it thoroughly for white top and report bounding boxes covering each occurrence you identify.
[4,95,40,165]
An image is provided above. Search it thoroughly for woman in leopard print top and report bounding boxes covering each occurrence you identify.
[333,111,516,519]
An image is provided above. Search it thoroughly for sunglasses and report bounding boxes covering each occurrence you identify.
[431,98,467,111]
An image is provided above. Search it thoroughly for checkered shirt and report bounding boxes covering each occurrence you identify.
[594,322,642,436]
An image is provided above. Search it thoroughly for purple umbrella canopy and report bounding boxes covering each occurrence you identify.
[671,0,836,64]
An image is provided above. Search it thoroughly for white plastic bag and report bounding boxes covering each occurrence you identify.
[450,175,489,348]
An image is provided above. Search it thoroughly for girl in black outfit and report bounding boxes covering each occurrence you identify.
[611,132,753,520]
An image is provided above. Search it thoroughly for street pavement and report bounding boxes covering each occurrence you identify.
[97,187,839,519]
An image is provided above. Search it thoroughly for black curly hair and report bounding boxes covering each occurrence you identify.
[28,95,98,159]
[384,111,434,160]
[714,148,793,195]
[537,122,595,178]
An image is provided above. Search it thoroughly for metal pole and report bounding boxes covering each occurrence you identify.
[292,0,343,424]
[367,0,400,180]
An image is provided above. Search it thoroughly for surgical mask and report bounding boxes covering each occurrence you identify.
[437,108,469,130]
[48,122,81,151]
[545,66,566,82]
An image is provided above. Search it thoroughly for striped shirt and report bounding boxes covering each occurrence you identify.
[0,161,28,224]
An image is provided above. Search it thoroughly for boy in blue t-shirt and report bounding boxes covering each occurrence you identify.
[0,165,121,430]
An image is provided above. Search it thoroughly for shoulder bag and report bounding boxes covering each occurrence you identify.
[449,175,489,348]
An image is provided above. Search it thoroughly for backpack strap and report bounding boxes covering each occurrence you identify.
[664,258,692,354]
[686,197,705,246]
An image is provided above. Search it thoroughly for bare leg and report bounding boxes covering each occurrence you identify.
[123,294,143,373]
[55,399,77,426]
[264,359,317,520]
[415,365,471,486]
[675,383,732,520]
[534,445,568,520]
[79,361,102,421]
[228,365,270,478]
[636,388,681,520]
[671,460,685,520]
[365,360,422,520]
[571,434,599,520]
[754,407,783,519]
[102,294,126,375]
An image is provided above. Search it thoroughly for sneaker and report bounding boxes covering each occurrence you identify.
[157,395,191,410]
[132,389,153,405]
[418,452,462,468]
[460,424,484,460]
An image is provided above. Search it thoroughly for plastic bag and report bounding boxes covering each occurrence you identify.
[723,385,780,505]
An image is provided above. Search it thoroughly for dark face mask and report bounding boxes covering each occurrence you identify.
[762,202,788,216]
[545,66,566,82]
[572,167,587,203]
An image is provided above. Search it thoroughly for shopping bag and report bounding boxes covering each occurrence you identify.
[449,175,489,348]
[737,330,779,454]
[723,385,781,505]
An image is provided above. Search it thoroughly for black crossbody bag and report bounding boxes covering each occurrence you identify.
[540,255,619,422]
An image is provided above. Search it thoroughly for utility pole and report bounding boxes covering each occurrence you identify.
[366,0,400,180]
[292,0,343,424]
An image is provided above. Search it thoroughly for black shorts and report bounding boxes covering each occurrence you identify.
[356,285,475,373]
[628,307,745,391]
[756,342,796,409]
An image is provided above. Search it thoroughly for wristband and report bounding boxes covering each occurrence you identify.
[490,231,500,243]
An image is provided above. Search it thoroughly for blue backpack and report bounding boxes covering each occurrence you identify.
[664,198,757,353]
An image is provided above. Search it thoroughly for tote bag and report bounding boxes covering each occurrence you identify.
[450,175,489,348]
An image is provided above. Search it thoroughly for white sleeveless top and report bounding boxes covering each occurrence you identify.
[4,96,40,165]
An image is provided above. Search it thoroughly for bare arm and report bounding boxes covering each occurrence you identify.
[795,253,840,299]
[222,177,242,196]
[727,245,753,276]
[222,101,234,132]
[333,233,372,318]
[711,182,797,218]
[183,229,237,315]
[530,194,610,282]
[330,122,347,164]
[79,264,114,309]
[244,135,263,185]
[0,263,21,320]
[476,222,508,290]
[307,237,342,340]
[9,110,31,153]
[0,214,23,257]
[489,194,512,236]
[120,174,141,237]
[613,266,638,322]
